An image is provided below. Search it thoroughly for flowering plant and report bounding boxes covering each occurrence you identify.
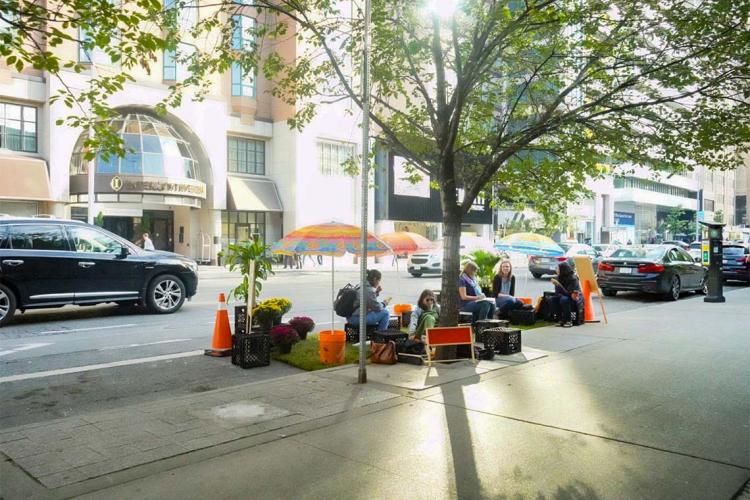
[288,316,315,335]
[269,324,300,345]
[252,297,292,325]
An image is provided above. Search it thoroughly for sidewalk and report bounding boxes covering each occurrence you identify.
[2,288,748,499]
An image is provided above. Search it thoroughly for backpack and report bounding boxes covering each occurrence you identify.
[334,284,359,318]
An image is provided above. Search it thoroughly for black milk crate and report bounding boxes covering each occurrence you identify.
[509,309,535,326]
[234,305,248,335]
[232,332,271,368]
[371,329,408,347]
[481,327,522,355]
[474,319,510,340]
[344,323,377,343]
[458,311,474,324]
[387,315,401,330]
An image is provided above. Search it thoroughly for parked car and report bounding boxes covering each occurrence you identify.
[528,242,600,279]
[721,243,750,284]
[407,236,498,277]
[596,244,707,300]
[592,244,619,258]
[688,241,703,262]
[662,240,690,250]
[0,218,198,327]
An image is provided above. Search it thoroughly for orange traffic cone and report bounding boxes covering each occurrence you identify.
[582,280,597,322]
[205,293,233,357]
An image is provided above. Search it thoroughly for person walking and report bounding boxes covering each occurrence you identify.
[142,233,155,251]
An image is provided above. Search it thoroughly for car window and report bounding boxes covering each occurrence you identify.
[666,249,683,262]
[0,226,7,249]
[68,226,122,254]
[722,246,746,256]
[610,247,666,260]
[8,224,69,251]
[676,249,693,262]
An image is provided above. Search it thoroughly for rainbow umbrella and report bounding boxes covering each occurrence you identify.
[378,231,435,255]
[495,232,564,257]
[271,222,392,328]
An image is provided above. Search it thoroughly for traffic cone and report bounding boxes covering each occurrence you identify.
[582,280,596,322]
[205,293,233,357]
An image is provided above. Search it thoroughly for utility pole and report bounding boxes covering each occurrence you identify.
[357,0,372,384]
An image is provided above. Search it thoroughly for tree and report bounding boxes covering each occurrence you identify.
[663,207,690,238]
[3,0,749,325]
[713,209,724,224]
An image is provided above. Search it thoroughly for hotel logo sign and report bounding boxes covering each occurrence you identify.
[110,176,123,192]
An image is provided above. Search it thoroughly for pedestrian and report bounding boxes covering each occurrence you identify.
[347,269,391,331]
[549,261,583,328]
[142,232,155,251]
[317,254,323,265]
[492,259,524,319]
[458,261,496,321]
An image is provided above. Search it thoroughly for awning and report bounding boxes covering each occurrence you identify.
[227,177,283,212]
[0,155,53,201]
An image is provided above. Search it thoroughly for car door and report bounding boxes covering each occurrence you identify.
[65,224,146,302]
[666,248,692,288]
[677,248,702,288]
[3,223,79,305]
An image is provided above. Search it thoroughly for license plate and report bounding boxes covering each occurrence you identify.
[722,260,728,265]
[541,258,551,265]
[618,267,633,274]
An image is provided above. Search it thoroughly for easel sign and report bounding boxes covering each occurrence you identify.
[424,326,476,365]
[572,255,608,324]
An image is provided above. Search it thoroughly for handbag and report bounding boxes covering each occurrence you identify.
[369,341,397,364]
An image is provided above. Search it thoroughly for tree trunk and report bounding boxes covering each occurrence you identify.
[439,209,463,327]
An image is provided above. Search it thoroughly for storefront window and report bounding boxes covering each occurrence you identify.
[228,136,265,174]
[221,211,266,249]
[0,102,37,152]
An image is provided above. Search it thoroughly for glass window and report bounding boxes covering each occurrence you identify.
[231,15,256,97]
[143,153,164,175]
[78,27,116,65]
[0,102,37,152]
[96,153,119,173]
[227,136,265,174]
[68,226,122,253]
[163,43,195,82]
[9,225,68,251]
[317,141,355,176]
[0,226,7,249]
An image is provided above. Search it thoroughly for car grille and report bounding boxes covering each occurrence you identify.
[411,258,428,264]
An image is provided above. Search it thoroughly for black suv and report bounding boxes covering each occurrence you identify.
[0,218,198,326]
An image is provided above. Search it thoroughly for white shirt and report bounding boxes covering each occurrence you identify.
[143,237,155,251]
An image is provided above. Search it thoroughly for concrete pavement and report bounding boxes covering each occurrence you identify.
[1,287,748,499]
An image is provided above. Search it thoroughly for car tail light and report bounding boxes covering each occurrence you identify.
[736,256,748,264]
[637,263,665,273]
[555,256,568,262]
[598,262,615,272]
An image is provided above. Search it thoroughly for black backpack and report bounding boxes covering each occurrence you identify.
[334,284,359,318]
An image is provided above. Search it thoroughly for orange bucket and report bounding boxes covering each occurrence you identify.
[393,304,412,314]
[319,330,346,365]
[518,297,533,305]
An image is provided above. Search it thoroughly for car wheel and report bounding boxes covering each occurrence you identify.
[410,272,422,278]
[697,277,708,295]
[0,284,17,327]
[147,275,186,314]
[532,273,543,279]
[602,289,617,297]
[667,276,681,301]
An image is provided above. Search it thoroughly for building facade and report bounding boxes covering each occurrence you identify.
[0,3,368,262]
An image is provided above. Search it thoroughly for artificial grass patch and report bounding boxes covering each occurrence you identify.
[516,320,557,330]
[271,335,370,371]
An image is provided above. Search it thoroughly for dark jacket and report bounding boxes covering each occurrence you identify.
[555,275,582,299]
[492,275,516,297]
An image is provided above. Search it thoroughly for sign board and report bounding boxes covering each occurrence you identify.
[614,211,635,226]
[702,241,710,266]
[697,210,705,221]
[70,174,207,199]
[572,255,600,293]
[393,156,430,198]
[424,326,475,365]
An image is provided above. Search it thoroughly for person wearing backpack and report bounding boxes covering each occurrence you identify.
[348,269,391,331]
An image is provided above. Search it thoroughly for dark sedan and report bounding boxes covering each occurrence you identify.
[0,218,198,326]
[721,244,750,284]
[596,245,707,300]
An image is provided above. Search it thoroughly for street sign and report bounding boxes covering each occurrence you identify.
[697,210,705,221]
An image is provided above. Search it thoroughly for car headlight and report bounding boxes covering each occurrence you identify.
[181,260,198,273]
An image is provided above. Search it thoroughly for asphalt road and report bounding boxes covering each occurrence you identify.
[1,260,743,429]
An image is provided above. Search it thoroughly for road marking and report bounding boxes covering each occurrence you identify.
[36,324,139,335]
[99,339,192,351]
[0,343,52,357]
[0,350,204,383]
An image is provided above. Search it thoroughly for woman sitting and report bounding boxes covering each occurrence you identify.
[549,261,583,328]
[407,289,440,340]
[492,259,525,318]
[348,269,391,331]
[458,261,496,321]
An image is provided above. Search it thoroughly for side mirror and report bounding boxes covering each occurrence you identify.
[119,246,130,258]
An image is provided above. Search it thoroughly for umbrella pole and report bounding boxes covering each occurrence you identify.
[331,255,335,330]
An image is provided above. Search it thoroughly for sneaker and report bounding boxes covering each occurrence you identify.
[562,321,573,328]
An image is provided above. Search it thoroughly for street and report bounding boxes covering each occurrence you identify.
[1,259,743,430]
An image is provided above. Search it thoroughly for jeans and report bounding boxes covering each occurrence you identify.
[348,310,390,331]
[495,296,523,318]
[550,295,577,323]
[461,300,496,322]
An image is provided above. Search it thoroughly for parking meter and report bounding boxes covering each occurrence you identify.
[699,221,725,303]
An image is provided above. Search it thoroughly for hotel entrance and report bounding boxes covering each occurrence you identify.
[72,208,175,252]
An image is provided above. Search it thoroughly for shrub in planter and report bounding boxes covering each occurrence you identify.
[252,297,293,330]
[269,324,300,354]
[288,316,315,340]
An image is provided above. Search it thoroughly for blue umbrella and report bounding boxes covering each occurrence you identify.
[495,232,564,257]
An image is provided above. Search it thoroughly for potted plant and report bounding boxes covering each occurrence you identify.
[223,238,275,332]
[463,249,502,295]
[252,297,292,331]
[288,316,315,340]
[269,324,299,354]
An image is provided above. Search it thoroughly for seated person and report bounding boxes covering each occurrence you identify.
[492,259,524,318]
[458,261,496,322]
[347,269,391,331]
[549,261,583,328]
[407,289,440,340]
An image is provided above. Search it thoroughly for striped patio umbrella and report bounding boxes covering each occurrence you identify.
[378,231,435,254]
[271,222,392,328]
[494,232,564,257]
